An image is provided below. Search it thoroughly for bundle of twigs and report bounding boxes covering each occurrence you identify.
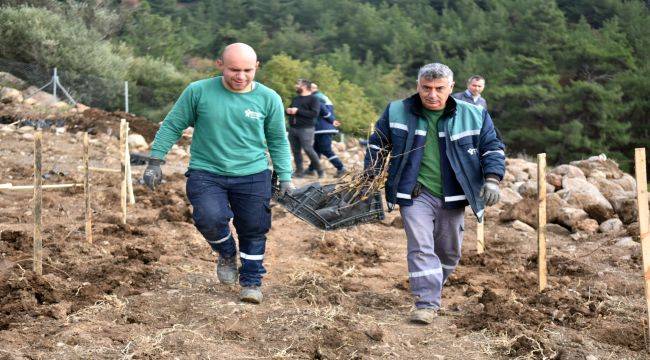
[325,125,392,209]
[327,153,390,207]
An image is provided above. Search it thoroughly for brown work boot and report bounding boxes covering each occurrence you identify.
[409,308,437,324]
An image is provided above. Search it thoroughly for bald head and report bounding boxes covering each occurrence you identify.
[217,43,259,92]
[221,43,257,63]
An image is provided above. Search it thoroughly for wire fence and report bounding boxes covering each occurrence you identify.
[0,58,179,119]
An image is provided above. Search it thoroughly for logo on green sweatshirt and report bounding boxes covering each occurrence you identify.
[244,109,263,120]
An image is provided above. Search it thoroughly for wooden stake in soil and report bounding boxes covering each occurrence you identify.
[634,148,650,339]
[537,153,547,292]
[477,217,485,254]
[120,119,127,224]
[125,123,135,205]
[83,132,92,243]
[33,131,43,275]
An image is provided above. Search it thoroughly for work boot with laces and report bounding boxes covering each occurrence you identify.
[240,286,263,304]
[216,255,238,285]
[334,167,347,178]
[409,308,437,324]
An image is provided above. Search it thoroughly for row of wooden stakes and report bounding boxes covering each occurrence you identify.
[0,119,135,276]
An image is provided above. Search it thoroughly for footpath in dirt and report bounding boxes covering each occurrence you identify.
[0,104,648,359]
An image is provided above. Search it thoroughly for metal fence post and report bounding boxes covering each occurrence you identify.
[124,81,129,114]
[52,68,58,101]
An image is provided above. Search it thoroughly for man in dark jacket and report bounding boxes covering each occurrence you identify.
[307,83,346,178]
[452,75,487,109]
[286,79,323,177]
[364,63,505,324]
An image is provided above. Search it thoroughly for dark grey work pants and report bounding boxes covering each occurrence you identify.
[288,127,321,173]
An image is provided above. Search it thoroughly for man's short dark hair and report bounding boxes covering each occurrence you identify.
[297,78,312,88]
[467,75,485,84]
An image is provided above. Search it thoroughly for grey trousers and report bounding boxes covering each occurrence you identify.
[288,127,321,173]
[400,189,464,309]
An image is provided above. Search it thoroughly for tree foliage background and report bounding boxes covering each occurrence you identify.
[0,0,647,169]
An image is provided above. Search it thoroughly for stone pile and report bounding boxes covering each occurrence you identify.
[499,155,642,238]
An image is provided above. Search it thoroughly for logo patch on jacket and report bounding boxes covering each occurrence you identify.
[244,109,263,120]
[467,147,478,155]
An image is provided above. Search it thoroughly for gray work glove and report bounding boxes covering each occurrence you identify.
[480,177,500,206]
[279,180,295,196]
[143,158,164,190]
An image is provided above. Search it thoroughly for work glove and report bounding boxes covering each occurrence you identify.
[479,177,500,206]
[279,180,295,196]
[143,157,164,191]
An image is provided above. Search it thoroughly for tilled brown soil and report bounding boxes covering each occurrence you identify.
[0,127,648,359]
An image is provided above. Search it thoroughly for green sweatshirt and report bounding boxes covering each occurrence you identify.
[150,77,292,181]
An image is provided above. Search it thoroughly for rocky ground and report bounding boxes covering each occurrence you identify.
[1,81,649,359]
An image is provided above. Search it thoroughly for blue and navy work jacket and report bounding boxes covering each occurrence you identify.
[313,91,338,135]
[364,94,505,220]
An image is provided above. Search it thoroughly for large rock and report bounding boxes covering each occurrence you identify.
[556,207,589,232]
[551,164,585,180]
[609,194,638,224]
[505,158,536,182]
[587,177,625,203]
[517,181,538,198]
[599,218,624,233]
[128,133,148,150]
[628,222,640,237]
[547,192,570,223]
[22,86,57,106]
[1,87,23,103]
[499,198,536,228]
[612,173,636,192]
[559,177,614,222]
[570,155,624,179]
[576,219,599,234]
[546,173,563,188]
[500,187,523,205]
[546,223,571,236]
[0,72,27,89]
[502,170,516,184]
[512,220,535,232]
[615,237,638,248]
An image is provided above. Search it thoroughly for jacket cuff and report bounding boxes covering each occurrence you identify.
[485,173,501,182]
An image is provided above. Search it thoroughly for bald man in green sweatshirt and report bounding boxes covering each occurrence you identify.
[143,43,293,304]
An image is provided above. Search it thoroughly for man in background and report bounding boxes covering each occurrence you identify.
[452,75,487,109]
[286,79,323,178]
[307,83,346,178]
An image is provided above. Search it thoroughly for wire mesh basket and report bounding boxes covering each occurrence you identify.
[272,174,385,230]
